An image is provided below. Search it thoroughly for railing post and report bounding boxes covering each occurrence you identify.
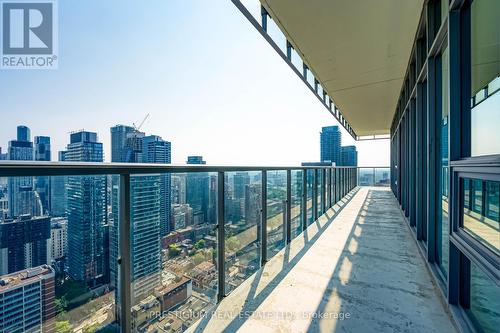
[313,169,318,221]
[261,170,268,265]
[302,169,307,231]
[119,174,132,333]
[333,168,336,204]
[329,168,333,208]
[321,169,326,213]
[286,170,292,244]
[260,5,268,32]
[217,171,226,302]
[286,40,292,61]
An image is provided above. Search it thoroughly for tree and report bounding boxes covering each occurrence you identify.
[194,239,205,250]
[168,244,181,257]
[193,252,206,265]
[55,321,72,333]
[55,296,68,314]
[226,236,240,252]
[83,323,99,333]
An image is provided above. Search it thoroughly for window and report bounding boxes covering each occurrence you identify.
[470,0,500,156]
[468,262,500,333]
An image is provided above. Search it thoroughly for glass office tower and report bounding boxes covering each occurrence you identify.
[64,131,107,286]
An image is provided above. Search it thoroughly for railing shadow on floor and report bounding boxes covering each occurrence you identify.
[305,188,456,333]
[188,188,361,333]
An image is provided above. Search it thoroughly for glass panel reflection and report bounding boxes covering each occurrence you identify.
[0,175,118,333]
[266,171,286,259]
[317,170,323,218]
[468,262,500,333]
[224,172,261,294]
[462,178,500,255]
[128,172,218,331]
[470,0,500,156]
[438,47,450,277]
[306,170,314,225]
[290,170,304,239]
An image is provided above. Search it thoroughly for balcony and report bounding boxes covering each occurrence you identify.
[1,162,365,332]
[1,0,498,332]
[185,186,456,333]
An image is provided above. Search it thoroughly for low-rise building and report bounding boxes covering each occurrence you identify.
[154,277,192,313]
[49,217,68,262]
[0,265,55,333]
[131,295,161,333]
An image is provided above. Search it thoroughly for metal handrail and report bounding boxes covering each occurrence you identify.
[0,161,387,177]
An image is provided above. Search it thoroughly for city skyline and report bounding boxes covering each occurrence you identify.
[0,0,389,167]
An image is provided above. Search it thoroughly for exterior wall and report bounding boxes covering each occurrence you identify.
[389,2,499,332]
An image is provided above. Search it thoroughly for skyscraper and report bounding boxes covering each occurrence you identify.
[110,127,161,305]
[0,147,7,160]
[49,151,67,217]
[16,125,30,142]
[186,156,209,225]
[0,215,51,275]
[65,131,106,286]
[340,145,358,166]
[34,136,51,214]
[34,136,51,161]
[7,126,40,218]
[186,156,206,165]
[320,126,342,165]
[142,135,171,236]
[110,125,136,162]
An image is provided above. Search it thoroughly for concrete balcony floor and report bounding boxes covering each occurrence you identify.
[187,187,457,333]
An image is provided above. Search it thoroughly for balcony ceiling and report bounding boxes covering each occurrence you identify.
[261,0,424,136]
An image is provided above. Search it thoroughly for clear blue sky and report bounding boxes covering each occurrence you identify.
[0,0,389,166]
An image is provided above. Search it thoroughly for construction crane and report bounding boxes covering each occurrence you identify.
[133,113,150,131]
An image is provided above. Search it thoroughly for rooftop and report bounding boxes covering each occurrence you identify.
[0,265,54,292]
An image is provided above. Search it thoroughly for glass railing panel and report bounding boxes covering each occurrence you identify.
[290,170,304,239]
[0,175,118,333]
[357,168,390,187]
[462,178,500,256]
[266,171,286,259]
[317,170,323,217]
[306,170,314,225]
[224,171,261,294]
[358,168,374,186]
[124,172,218,332]
[374,168,391,186]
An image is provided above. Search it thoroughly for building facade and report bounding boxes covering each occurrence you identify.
[340,145,358,166]
[388,1,500,333]
[0,265,55,333]
[320,125,342,165]
[34,136,51,215]
[64,131,106,286]
[0,215,51,275]
[142,135,171,236]
[49,217,67,263]
[110,127,162,305]
[186,156,209,226]
[7,126,40,219]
